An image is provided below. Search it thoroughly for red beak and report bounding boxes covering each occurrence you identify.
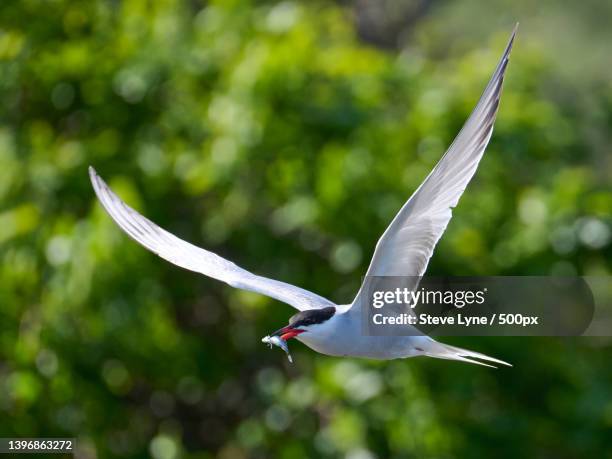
[273,325,305,341]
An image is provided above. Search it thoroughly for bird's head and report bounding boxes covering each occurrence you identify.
[270,306,336,341]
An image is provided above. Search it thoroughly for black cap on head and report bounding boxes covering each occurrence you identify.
[288,306,336,328]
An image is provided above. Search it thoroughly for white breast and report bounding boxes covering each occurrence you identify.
[295,309,427,359]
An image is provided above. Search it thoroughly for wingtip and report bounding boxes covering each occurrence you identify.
[506,24,518,50]
[88,166,105,196]
[510,22,519,42]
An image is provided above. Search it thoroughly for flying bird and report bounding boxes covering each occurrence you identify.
[90,26,517,368]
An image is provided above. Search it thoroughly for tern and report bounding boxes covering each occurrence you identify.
[90,26,517,368]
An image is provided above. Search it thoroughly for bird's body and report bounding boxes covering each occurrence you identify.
[295,311,424,359]
[287,305,507,366]
[89,26,518,368]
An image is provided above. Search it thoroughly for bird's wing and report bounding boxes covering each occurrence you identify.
[350,26,516,312]
[89,167,335,311]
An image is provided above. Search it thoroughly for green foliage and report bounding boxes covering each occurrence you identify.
[1,1,611,458]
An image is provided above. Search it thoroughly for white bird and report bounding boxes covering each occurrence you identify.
[90,26,517,368]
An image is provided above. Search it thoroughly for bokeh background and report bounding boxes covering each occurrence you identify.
[1,0,612,458]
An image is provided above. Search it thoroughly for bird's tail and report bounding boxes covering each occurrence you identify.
[421,338,512,368]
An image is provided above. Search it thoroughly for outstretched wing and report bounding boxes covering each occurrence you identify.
[89,167,335,311]
[351,26,517,311]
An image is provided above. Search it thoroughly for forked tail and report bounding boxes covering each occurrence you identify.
[422,339,512,368]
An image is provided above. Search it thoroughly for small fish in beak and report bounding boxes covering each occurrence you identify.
[262,335,293,363]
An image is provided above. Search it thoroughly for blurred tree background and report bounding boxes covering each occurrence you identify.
[1,0,611,458]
